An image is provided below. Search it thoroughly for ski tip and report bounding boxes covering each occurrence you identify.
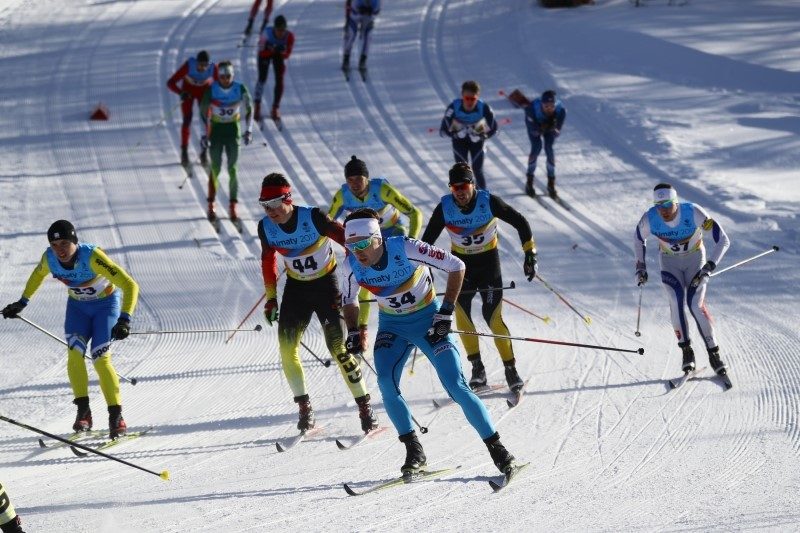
[489,480,503,492]
[506,399,516,409]
[335,439,347,450]
[38,438,47,448]
[275,442,287,453]
[70,445,88,457]
[343,483,359,496]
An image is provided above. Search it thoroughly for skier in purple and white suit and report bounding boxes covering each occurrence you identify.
[634,183,730,376]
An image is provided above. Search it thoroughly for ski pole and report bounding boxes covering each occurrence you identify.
[225,294,266,344]
[358,355,427,433]
[300,340,332,368]
[452,330,644,355]
[14,316,138,385]
[409,347,418,375]
[130,325,263,335]
[535,275,591,325]
[359,282,517,304]
[634,284,644,337]
[134,101,182,148]
[0,414,169,480]
[709,246,779,278]
[502,297,551,324]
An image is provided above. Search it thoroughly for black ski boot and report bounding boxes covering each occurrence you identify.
[708,346,727,375]
[468,355,487,390]
[484,432,515,473]
[547,176,558,199]
[399,431,426,475]
[0,515,25,533]
[180,146,189,168]
[504,360,524,393]
[679,341,695,373]
[341,53,350,71]
[199,148,208,167]
[296,395,315,431]
[72,396,92,432]
[355,394,379,433]
[525,174,536,197]
[108,405,126,440]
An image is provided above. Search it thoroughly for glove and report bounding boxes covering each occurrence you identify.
[264,298,279,326]
[200,135,209,150]
[425,302,453,345]
[275,44,286,54]
[690,260,716,288]
[243,130,252,146]
[345,328,363,356]
[244,17,254,36]
[523,251,538,281]
[635,261,647,286]
[111,316,130,340]
[180,91,191,102]
[553,129,561,138]
[1,299,27,319]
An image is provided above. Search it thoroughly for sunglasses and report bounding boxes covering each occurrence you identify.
[449,182,472,192]
[462,95,478,102]
[654,199,674,209]
[259,195,288,209]
[345,236,375,252]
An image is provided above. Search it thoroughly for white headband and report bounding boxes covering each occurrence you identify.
[653,187,678,204]
[345,217,381,239]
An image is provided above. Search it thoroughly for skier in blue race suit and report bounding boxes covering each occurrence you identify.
[525,89,566,198]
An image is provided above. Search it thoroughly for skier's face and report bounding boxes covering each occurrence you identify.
[657,203,678,221]
[346,174,369,197]
[219,72,233,88]
[50,239,77,263]
[197,62,209,72]
[450,181,475,206]
[263,199,293,224]
[542,101,556,116]
[346,235,383,266]
[461,92,478,112]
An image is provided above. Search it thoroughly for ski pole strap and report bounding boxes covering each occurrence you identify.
[451,330,644,355]
[708,246,779,278]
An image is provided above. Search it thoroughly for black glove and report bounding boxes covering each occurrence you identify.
[1,299,27,319]
[523,250,538,281]
[180,91,191,102]
[635,261,647,286]
[264,298,279,326]
[244,17,254,36]
[111,317,130,340]
[426,302,453,345]
[690,260,716,289]
[345,328,363,355]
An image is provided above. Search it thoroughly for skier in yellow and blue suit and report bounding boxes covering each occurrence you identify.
[1,220,139,439]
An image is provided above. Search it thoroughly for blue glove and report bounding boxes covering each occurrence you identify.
[690,261,716,288]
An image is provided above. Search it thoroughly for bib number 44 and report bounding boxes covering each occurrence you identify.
[292,256,319,273]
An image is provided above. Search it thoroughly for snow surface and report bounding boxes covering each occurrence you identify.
[1,0,799,531]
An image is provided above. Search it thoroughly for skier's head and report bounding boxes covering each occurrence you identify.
[448,163,476,205]
[541,90,556,104]
[47,220,79,262]
[344,209,383,266]
[259,173,293,222]
[196,50,210,66]
[344,155,370,197]
[461,80,480,111]
[653,183,678,218]
[218,61,234,85]
[274,15,287,31]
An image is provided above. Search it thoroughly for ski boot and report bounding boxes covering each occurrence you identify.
[229,201,238,223]
[271,106,280,121]
[355,394,379,433]
[254,101,262,122]
[0,515,24,533]
[108,405,127,440]
[399,431,426,475]
[525,173,536,197]
[72,396,92,432]
[708,346,727,375]
[484,432,515,474]
[207,202,217,223]
[468,355,487,390]
[341,53,350,71]
[504,360,524,393]
[180,145,189,168]
[547,176,558,199]
[296,396,315,431]
[679,341,695,373]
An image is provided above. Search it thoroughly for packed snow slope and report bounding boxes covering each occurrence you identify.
[1,0,798,531]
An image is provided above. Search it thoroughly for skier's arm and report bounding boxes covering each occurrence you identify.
[166,62,189,95]
[200,87,212,134]
[694,205,730,266]
[281,32,295,60]
[240,84,254,132]
[371,0,381,15]
[420,203,445,246]
[633,213,651,267]
[257,222,279,299]
[20,253,51,303]
[489,194,535,251]
[327,189,346,221]
[340,258,361,329]
[555,106,566,132]
[440,103,455,137]
[405,239,465,306]
[311,207,346,247]
[380,182,422,238]
[483,102,498,139]
[525,102,540,140]
[90,248,139,318]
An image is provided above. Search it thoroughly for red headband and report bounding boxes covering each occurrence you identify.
[260,184,292,202]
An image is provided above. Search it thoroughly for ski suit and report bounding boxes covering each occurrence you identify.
[343,0,380,62]
[422,190,535,363]
[255,26,294,113]
[525,97,566,179]
[634,201,730,348]
[340,236,496,439]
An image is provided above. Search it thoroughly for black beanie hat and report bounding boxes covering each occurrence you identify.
[448,163,474,185]
[197,50,210,63]
[47,220,78,243]
[344,155,369,178]
[541,90,556,104]
[275,15,287,29]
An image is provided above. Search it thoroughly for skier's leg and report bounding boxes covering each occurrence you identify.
[687,278,718,350]
[470,140,487,189]
[208,130,223,202]
[452,137,470,166]
[527,133,543,177]
[65,299,92,399]
[454,276,479,356]
[544,131,557,178]
[89,295,122,406]
[273,58,285,109]
[254,56,269,106]
[180,98,193,148]
[360,15,375,60]
[660,268,691,344]
[277,280,314,398]
[225,133,239,202]
[343,15,358,57]
[373,329,415,435]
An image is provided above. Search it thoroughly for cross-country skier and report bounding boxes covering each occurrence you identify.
[1,221,139,439]
[243,0,274,36]
[440,80,498,190]
[328,155,422,353]
[421,163,538,392]
[199,61,253,225]
[257,173,378,433]
[341,0,380,72]
[633,183,731,375]
[166,50,218,168]
[254,15,294,122]
[524,90,566,198]
[340,208,519,476]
